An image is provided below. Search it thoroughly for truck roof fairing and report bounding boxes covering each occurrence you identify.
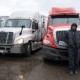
[9,11,41,22]
[49,7,80,16]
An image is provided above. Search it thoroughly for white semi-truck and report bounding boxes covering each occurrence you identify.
[0,11,45,56]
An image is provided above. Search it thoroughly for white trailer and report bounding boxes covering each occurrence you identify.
[0,11,44,56]
[40,15,46,39]
[0,16,9,28]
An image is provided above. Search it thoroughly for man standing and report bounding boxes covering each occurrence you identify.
[64,23,80,75]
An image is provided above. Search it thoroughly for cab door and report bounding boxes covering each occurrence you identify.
[32,21,39,50]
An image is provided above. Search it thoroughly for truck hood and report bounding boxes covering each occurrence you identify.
[49,24,80,48]
[0,27,31,33]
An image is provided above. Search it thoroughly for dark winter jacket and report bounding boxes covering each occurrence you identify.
[64,30,80,48]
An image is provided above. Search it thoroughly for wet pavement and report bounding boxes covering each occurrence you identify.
[0,49,80,80]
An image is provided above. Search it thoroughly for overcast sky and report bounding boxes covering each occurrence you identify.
[0,0,80,16]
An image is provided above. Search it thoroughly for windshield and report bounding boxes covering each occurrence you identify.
[4,19,31,28]
[50,15,80,25]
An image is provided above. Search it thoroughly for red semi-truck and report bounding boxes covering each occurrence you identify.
[42,7,80,60]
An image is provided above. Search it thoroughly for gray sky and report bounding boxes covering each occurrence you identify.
[0,0,80,16]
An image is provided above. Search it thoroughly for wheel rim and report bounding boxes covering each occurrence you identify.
[27,44,31,55]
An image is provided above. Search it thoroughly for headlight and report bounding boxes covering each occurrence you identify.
[17,38,24,44]
[43,40,52,45]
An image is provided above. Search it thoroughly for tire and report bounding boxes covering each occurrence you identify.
[23,43,32,57]
[43,57,54,63]
[43,57,49,62]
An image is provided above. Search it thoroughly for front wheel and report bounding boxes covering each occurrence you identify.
[23,43,32,57]
[43,57,49,62]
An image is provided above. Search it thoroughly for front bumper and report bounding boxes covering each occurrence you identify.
[43,46,68,60]
[0,44,25,54]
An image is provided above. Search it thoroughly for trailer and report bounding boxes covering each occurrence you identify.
[0,16,8,28]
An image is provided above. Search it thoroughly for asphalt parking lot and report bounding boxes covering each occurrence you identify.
[0,49,80,80]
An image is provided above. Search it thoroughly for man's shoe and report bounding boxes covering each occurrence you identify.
[75,71,78,74]
[69,71,74,75]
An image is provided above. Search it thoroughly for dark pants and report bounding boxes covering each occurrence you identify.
[68,47,79,72]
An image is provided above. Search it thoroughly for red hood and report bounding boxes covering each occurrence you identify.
[48,24,80,30]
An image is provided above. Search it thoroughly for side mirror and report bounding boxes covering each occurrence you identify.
[19,25,25,35]
[21,25,25,28]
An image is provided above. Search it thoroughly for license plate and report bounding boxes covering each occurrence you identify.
[59,41,66,46]
[0,50,3,53]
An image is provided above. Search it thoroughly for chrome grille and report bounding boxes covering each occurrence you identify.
[56,31,66,44]
[7,32,13,44]
[0,32,7,44]
[0,32,13,45]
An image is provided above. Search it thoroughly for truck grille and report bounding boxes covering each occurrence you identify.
[0,32,13,45]
[56,31,66,44]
